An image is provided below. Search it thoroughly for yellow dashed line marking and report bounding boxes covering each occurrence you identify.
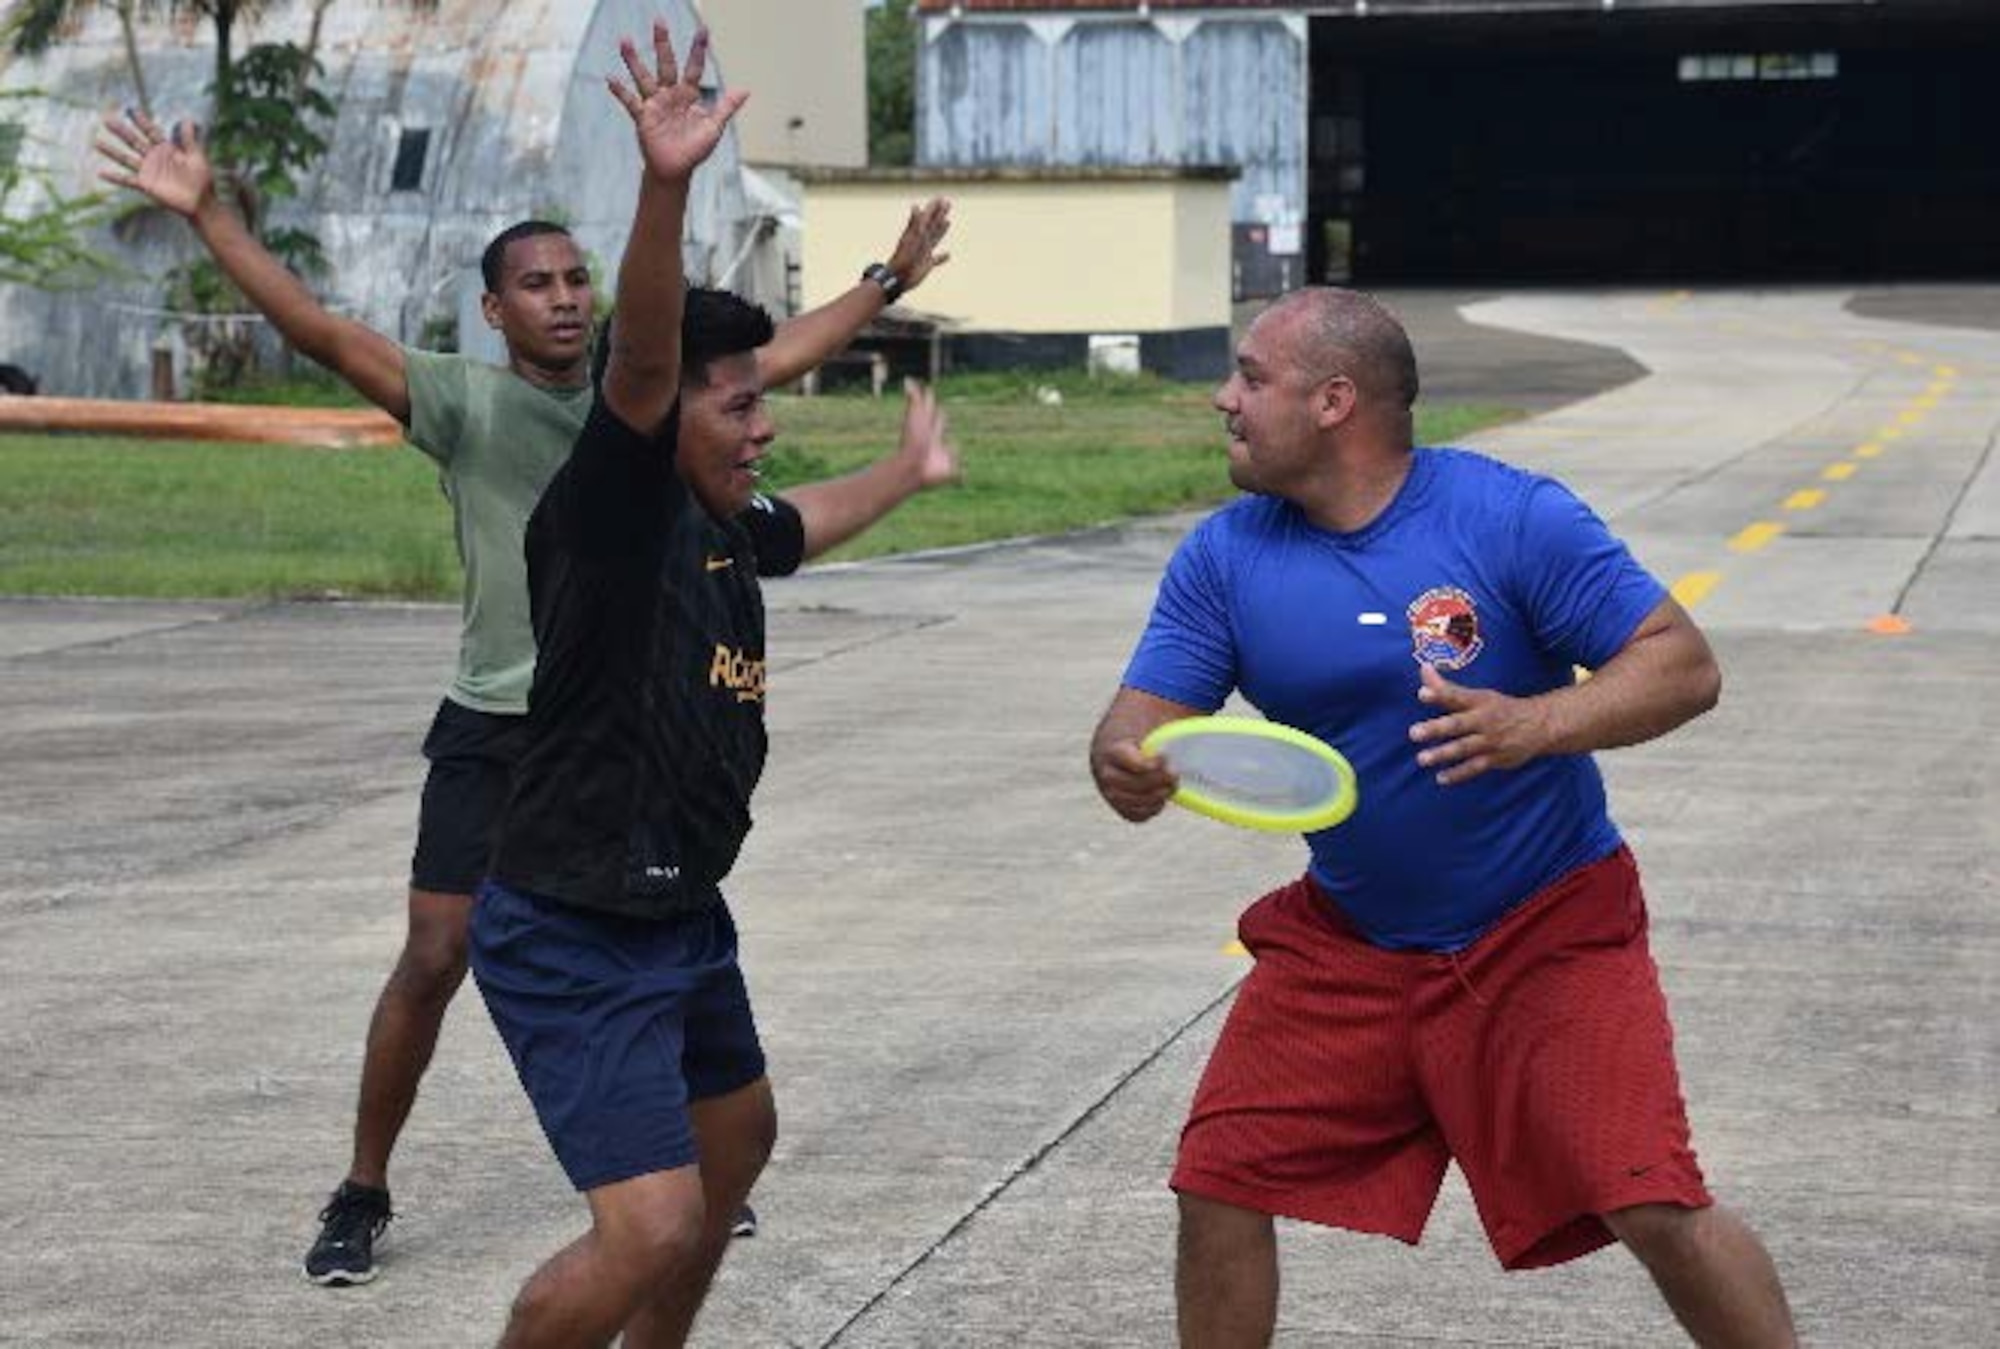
[1223,939,1249,958]
[1914,394,1941,410]
[1729,522,1785,553]
[1783,489,1827,511]
[1895,409,1926,427]
[1824,462,1859,481]
[1671,572,1722,607]
[1879,426,1905,442]
[1926,382,1953,398]
[1897,353,1926,367]
[1934,365,1959,379]
[1854,442,1885,459]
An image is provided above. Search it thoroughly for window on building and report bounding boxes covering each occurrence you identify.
[1679,52,1838,84]
[1759,53,1831,81]
[390,127,430,192]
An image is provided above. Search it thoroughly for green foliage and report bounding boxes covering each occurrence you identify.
[197,366,366,407]
[866,0,915,167]
[169,39,333,393]
[162,256,254,394]
[6,2,267,89]
[208,41,333,213]
[261,224,326,278]
[417,311,459,354]
[0,163,116,288]
[0,93,115,287]
[4,0,72,55]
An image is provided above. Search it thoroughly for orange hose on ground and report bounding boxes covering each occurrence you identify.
[0,396,403,448]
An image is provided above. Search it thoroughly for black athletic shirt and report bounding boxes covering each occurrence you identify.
[490,396,804,920]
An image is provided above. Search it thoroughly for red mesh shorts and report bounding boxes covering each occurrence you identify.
[1172,846,1712,1270]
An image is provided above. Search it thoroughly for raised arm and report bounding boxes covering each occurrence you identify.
[755,198,952,389]
[1409,596,1721,786]
[95,110,410,420]
[783,378,958,560]
[599,23,747,435]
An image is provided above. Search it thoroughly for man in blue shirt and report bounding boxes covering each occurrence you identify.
[1090,288,1795,1347]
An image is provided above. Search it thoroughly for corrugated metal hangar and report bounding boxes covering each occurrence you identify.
[916,0,1999,286]
[0,0,754,398]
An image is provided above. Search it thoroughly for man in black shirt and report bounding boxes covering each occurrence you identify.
[491,287,800,921]
[469,23,955,1346]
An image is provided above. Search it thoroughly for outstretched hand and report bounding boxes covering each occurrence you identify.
[1408,663,1551,786]
[886,198,954,295]
[606,22,748,185]
[95,109,214,218]
[896,379,961,490]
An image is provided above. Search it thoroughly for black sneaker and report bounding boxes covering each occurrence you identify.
[304,1181,393,1286]
[731,1203,758,1239]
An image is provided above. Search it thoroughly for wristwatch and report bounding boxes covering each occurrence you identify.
[861,262,905,304]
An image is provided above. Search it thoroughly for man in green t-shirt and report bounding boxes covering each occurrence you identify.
[97,83,958,1288]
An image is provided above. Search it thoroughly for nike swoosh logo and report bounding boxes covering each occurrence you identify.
[705,556,735,572]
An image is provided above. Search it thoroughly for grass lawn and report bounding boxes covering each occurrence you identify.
[0,374,1513,601]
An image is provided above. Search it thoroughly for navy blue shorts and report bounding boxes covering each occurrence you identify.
[469,879,766,1192]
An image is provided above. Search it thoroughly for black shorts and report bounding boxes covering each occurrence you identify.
[410,698,529,895]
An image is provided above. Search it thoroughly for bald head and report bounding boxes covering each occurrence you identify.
[1261,288,1420,413]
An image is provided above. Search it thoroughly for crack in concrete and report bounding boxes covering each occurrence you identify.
[1894,417,2000,615]
[815,977,1246,1348]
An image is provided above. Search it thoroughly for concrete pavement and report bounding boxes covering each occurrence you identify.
[3,287,1996,1347]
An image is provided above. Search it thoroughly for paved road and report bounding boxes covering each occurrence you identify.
[1846,284,2000,336]
[3,288,1996,1347]
[1237,289,1649,414]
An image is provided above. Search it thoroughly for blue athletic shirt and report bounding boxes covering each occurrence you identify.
[1123,447,1667,951]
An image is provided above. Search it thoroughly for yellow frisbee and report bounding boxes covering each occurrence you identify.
[1141,715,1359,834]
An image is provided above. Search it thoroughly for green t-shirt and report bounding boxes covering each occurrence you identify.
[403,349,593,714]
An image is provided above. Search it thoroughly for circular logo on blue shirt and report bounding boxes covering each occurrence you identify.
[1408,586,1484,670]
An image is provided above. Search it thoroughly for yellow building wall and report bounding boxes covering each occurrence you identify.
[697,0,866,167]
[1172,185,1236,332]
[800,174,1234,334]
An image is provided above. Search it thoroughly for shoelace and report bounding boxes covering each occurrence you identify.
[319,1192,392,1244]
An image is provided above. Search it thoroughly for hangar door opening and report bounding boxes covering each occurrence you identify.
[1308,9,2000,283]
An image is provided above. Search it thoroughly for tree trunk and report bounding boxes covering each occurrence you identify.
[305,0,335,69]
[114,1,153,119]
[300,0,337,108]
[208,2,244,229]
[211,6,235,122]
